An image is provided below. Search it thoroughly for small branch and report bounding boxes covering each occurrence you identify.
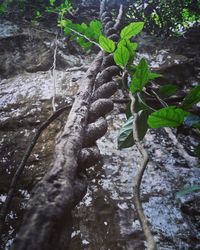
[0,104,72,237]
[68,27,101,48]
[66,66,89,72]
[100,0,107,17]
[111,98,129,104]
[150,89,168,107]
[137,93,156,111]
[145,95,184,105]
[129,93,157,250]
[114,4,124,30]
[50,34,59,112]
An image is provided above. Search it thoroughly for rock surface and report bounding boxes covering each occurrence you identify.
[0,20,200,250]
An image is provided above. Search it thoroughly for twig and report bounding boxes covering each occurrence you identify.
[100,0,107,17]
[66,66,89,72]
[0,104,72,237]
[137,93,156,111]
[111,98,129,103]
[50,34,58,112]
[150,89,168,107]
[114,4,124,30]
[129,93,157,250]
[68,27,101,48]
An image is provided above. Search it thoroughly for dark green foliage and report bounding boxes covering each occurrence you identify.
[182,85,200,110]
[0,0,73,22]
[130,58,161,93]
[159,84,178,97]
[118,116,135,149]
[60,19,102,50]
[126,0,200,35]
[118,110,150,149]
[130,58,149,93]
[148,106,189,128]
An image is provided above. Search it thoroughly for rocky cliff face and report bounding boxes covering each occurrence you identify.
[0,19,200,249]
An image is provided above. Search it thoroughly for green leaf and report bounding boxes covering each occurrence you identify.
[114,45,130,67]
[0,4,6,14]
[148,106,189,128]
[118,39,137,63]
[177,185,200,197]
[49,0,55,6]
[130,58,149,93]
[136,110,150,140]
[120,22,144,39]
[84,28,95,39]
[118,110,150,149]
[81,22,88,31]
[184,114,200,128]
[77,37,92,50]
[182,85,200,110]
[148,72,162,80]
[35,10,42,18]
[118,116,134,149]
[99,35,115,53]
[89,20,102,40]
[60,19,72,28]
[159,84,178,97]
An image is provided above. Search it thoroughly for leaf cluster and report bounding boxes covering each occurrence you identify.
[63,17,200,157]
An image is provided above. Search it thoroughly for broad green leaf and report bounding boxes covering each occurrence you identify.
[148,72,162,80]
[84,28,95,39]
[49,0,55,6]
[77,37,92,50]
[120,22,144,39]
[118,110,149,149]
[72,23,84,33]
[81,22,88,31]
[89,20,102,40]
[182,85,200,110]
[148,106,189,128]
[118,116,134,149]
[118,39,137,62]
[130,58,149,93]
[60,19,72,28]
[99,35,115,53]
[159,84,178,97]
[177,185,200,197]
[90,20,102,31]
[184,114,200,128]
[136,110,150,140]
[114,45,130,67]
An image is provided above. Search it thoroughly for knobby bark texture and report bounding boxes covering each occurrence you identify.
[11,1,123,250]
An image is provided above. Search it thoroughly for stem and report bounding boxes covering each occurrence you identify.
[50,34,58,112]
[129,93,157,250]
[137,92,156,111]
[150,89,168,107]
[68,27,101,48]
[114,4,123,30]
